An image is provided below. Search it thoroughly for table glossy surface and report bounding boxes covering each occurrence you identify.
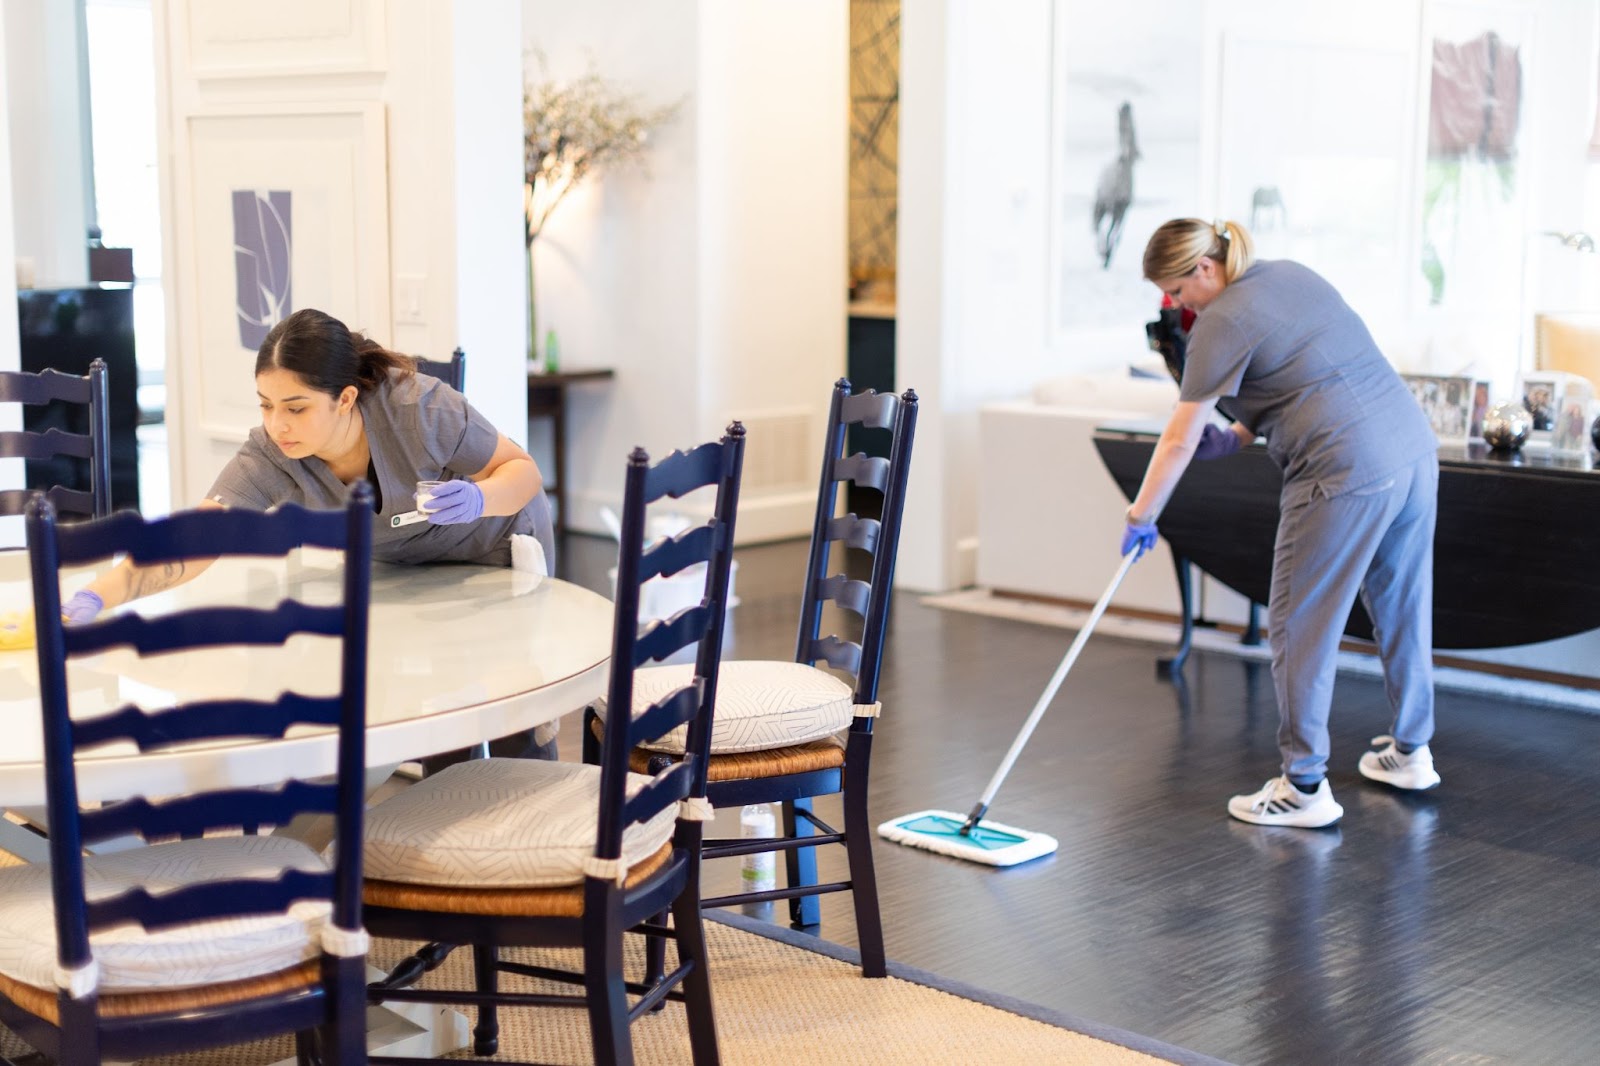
[0,553,614,805]
[1094,423,1600,649]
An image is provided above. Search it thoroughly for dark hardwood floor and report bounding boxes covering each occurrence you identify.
[556,533,1600,1066]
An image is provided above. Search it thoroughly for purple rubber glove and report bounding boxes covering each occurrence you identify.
[61,590,104,626]
[421,479,485,525]
[1121,518,1159,560]
[1193,424,1243,461]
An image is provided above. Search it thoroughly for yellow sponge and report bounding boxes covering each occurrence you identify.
[0,612,36,651]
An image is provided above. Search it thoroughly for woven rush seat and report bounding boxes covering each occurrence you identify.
[0,836,333,997]
[600,714,848,783]
[595,659,856,755]
[362,758,677,889]
[365,843,673,917]
[0,961,320,1026]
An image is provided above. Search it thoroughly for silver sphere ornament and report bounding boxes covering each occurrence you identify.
[1482,401,1532,452]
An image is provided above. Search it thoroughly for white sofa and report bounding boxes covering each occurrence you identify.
[976,370,1252,624]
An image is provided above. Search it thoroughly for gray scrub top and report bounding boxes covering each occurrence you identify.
[1178,260,1436,505]
[207,369,550,566]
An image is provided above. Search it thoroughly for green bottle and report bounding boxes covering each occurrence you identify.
[543,329,560,374]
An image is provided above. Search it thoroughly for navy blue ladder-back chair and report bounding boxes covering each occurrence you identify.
[593,380,918,981]
[414,348,465,393]
[0,487,374,1066]
[361,423,744,1066]
[0,360,112,519]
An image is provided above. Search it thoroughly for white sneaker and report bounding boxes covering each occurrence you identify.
[1227,776,1343,828]
[1358,735,1441,791]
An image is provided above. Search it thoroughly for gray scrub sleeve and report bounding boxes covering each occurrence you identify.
[207,438,299,510]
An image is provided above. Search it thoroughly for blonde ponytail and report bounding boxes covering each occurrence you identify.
[1144,218,1256,284]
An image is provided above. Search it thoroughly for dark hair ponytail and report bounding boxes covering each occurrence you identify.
[254,308,414,398]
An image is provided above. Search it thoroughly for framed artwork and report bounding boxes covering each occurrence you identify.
[1399,373,1474,443]
[1550,382,1595,456]
[1047,0,1204,342]
[1469,380,1490,439]
[185,103,390,439]
[1516,370,1590,445]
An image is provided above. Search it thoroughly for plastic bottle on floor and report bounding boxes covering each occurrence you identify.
[740,802,777,919]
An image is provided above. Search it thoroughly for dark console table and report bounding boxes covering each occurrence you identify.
[16,286,141,512]
[1092,424,1600,668]
[527,367,615,537]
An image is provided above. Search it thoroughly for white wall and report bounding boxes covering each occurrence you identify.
[4,0,90,289]
[897,0,1056,591]
[449,0,528,446]
[0,4,25,548]
[524,0,847,541]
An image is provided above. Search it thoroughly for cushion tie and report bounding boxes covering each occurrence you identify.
[580,855,629,887]
[853,701,882,719]
[679,796,715,821]
[320,924,370,959]
[55,959,99,999]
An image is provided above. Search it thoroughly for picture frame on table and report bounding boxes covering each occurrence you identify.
[1468,380,1490,439]
[1516,370,1588,445]
[1550,382,1595,456]
[1399,373,1474,444]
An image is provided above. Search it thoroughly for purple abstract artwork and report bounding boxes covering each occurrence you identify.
[232,190,292,349]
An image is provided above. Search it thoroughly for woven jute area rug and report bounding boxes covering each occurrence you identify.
[0,905,1218,1065]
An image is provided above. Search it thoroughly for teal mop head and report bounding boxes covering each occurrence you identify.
[877,809,1059,867]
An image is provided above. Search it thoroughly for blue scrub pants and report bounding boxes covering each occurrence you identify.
[1269,454,1438,783]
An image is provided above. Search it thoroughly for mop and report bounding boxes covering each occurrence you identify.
[878,551,1140,866]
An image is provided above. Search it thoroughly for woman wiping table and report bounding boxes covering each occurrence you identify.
[60,307,560,757]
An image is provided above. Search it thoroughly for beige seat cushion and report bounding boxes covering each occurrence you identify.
[0,836,331,994]
[598,660,855,755]
[363,758,676,888]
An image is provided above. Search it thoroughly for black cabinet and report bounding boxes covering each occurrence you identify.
[17,286,141,512]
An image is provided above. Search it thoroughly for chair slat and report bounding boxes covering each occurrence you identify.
[622,761,694,829]
[826,513,881,553]
[0,485,96,519]
[629,684,701,749]
[839,390,899,430]
[64,601,345,657]
[804,634,863,675]
[54,501,353,567]
[0,427,95,461]
[0,366,93,405]
[833,453,890,492]
[819,572,872,616]
[638,524,717,585]
[80,782,339,845]
[85,868,336,934]
[642,440,726,503]
[632,604,714,666]
[74,693,344,752]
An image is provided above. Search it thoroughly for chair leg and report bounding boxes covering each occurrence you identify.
[472,943,501,1055]
[321,955,368,1066]
[584,926,634,1066]
[582,705,603,765]
[842,755,886,977]
[294,1030,316,1066]
[643,908,669,1009]
[783,798,821,929]
[671,892,721,1066]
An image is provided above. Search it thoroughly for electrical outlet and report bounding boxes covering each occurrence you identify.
[396,275,426,324]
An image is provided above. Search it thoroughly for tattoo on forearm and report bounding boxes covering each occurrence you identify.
[129,561,187,600]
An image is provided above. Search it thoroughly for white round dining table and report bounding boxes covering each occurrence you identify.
[0,550,615,810]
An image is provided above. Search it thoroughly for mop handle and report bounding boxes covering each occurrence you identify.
[967,551,1141,820]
